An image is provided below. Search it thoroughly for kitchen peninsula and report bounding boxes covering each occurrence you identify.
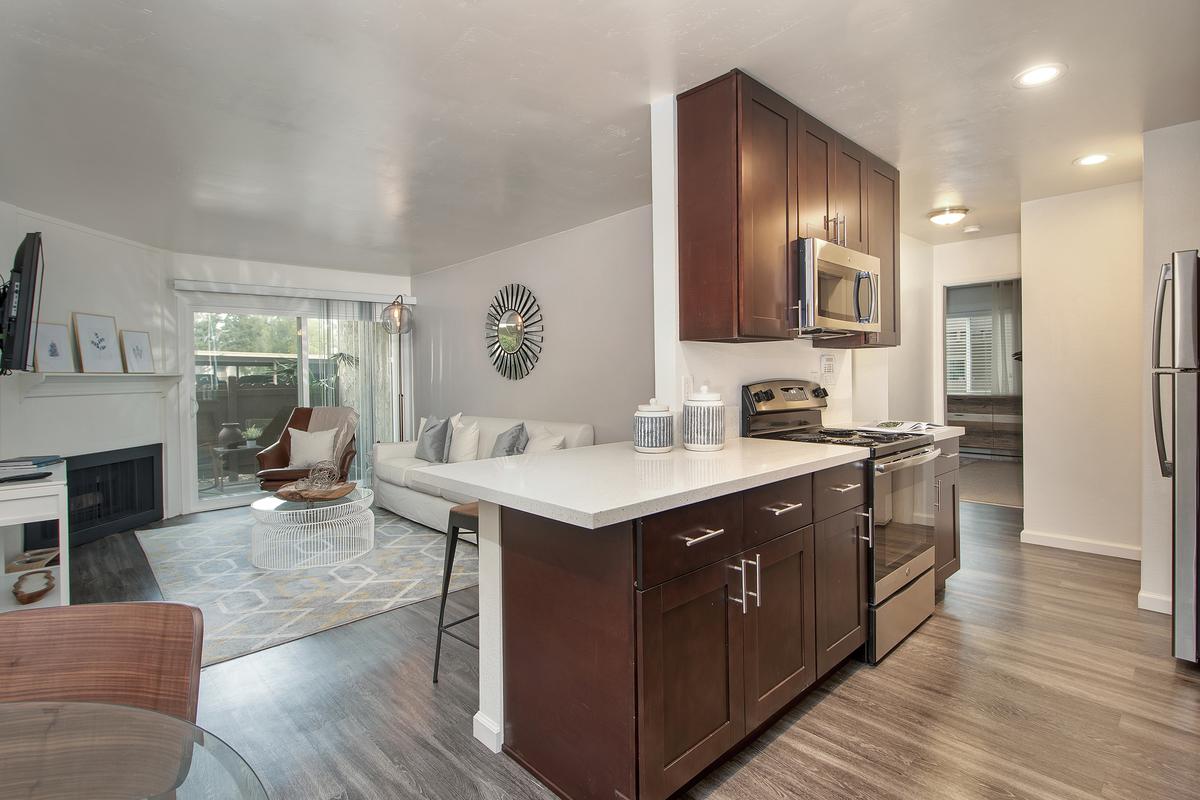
[416,433,959,800]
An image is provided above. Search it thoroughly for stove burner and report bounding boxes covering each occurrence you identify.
[771,427,925,448]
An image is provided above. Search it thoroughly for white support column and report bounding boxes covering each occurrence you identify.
[472,499,505,752]
[651,94,682,410]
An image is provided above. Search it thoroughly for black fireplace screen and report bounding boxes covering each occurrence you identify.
[66,444,164,547]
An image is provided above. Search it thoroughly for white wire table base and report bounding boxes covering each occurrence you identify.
[249,489,376,571]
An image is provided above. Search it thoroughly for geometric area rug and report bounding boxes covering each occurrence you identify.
[135,506,477,666]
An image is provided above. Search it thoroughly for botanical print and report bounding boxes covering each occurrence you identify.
[120,330,155,373]
[72,313,123,373]
[32,322,75,372]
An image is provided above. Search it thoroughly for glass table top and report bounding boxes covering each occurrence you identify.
[0,701,268,799]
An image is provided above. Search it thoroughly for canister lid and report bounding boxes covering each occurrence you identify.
[637,397,670,412]
[686,385,721,403]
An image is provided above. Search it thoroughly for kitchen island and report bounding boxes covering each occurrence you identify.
[416,433,959,800]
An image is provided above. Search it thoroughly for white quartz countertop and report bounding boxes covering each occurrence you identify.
[414,438,870,529]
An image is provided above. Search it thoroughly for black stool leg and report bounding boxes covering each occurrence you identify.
[433,524,459,684]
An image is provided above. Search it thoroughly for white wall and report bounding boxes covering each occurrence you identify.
[1140,120,1200,613]
[1020,182,1143,559]
[929,234,1022,423]
[0,201,408,518]
[410,206,655,444]
[885,235,935,421]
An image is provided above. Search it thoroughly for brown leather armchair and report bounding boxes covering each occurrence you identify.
[255,407,357,490]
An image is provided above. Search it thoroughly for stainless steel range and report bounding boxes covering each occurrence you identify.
[742,379,939,664]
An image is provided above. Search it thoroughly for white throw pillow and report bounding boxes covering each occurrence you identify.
[449,416,480,463]
[288,427,338,468]
[524,425,566,453]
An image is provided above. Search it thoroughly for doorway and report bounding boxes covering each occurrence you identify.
[943,279,1023,507]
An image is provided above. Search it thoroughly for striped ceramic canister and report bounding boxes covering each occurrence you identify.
[682,385,725,451]
[634,398,674,453]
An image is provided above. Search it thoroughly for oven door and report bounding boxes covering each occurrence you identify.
[799,238,881,335]
[870,446,940,603]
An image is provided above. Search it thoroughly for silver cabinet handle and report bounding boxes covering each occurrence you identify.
[934,479,941,511]
[746,553,762,607]
[730,561,747,614]
[765,501,804,516]
[825,214,836,243]
[683,527,725,547]
[856,509,873,546]
[829,483,861,493]
[840,214,847,245]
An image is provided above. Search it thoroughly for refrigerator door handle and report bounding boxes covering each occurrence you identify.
[1153,262,1172,370]
[1152,369,1174,478]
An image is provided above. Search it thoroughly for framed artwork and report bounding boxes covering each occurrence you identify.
[32,322,75,373]
[72,313,123,373]
[119,330,155,373]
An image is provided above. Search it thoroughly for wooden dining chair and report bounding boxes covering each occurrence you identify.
[0,601,204,722]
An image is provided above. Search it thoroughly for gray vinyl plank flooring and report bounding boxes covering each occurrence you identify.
[188,502,1199,799]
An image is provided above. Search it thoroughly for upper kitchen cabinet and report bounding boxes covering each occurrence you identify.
[824,154,901,348]
[678,70,902,347]
[678,71,798,342]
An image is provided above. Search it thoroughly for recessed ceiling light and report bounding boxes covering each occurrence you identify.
[1073,153,1110,166]
[963,225,982,234]
[1013,62,1067,88]
[928,207,970,226]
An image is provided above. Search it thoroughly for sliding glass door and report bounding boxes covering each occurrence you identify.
[189,301,399,510]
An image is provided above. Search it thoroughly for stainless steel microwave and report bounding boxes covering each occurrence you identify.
[796,238,881,337]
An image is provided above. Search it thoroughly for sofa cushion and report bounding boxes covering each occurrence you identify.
[415,416,452,463]
[374,457,439,494]
[490,423,528,457]
[287,427,338,468]
[449,415,479,463]
[525,424,566,453]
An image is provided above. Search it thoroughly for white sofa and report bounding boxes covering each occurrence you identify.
[372,415,594,532]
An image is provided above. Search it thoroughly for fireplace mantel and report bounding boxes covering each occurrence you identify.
[14,372,182,401]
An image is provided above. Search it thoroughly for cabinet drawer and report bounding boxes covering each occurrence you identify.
[743,475,813,547]
[812,461,866,521]
[935,437,959,475]
[639,493,743,589]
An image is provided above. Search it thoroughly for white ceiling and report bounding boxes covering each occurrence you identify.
[2,1,1198,274]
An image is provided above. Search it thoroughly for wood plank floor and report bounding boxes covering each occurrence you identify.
[190,502,1199,799]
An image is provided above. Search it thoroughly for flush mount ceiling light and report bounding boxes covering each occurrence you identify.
[1013,62,1067,88]
[928,207,970,226]
[1073,153,1110,166]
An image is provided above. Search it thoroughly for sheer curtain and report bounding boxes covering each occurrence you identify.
[991,280,1022,396]
[308,300,397,481]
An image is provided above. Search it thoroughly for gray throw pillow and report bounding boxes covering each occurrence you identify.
[490,422,528,457]
[415,416,452,463]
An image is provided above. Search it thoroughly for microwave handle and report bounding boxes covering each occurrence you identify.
[864,271,878,324]
[853,271,877,324]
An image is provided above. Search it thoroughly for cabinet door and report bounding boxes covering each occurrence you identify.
[741,527,817,730]
[737,76,798,339]
[935,470,961,589]
[797,111,836,242]
[814,506,869,676]
[638,559,745,800]
[833,136,869,253]
[866,156,899,345]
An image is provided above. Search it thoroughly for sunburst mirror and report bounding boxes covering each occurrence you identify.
[485,283,543,380]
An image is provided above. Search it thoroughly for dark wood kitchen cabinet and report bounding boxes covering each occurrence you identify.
[678,69,902,348]
[677,70,798,341]
[814,506,869,676]
[934,469,961,590]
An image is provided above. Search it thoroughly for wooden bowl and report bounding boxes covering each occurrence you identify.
[275,481,357,502]
[12,569,55,605]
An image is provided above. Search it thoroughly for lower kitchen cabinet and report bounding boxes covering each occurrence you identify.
[935,470,961,589]
[637,559,746,800]
[741,527,817,729]
[814,506,869,676]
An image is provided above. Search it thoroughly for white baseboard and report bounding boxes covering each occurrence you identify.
[1019,529,1141,561]
[473,711,503,753]
[1137,590,1173,615]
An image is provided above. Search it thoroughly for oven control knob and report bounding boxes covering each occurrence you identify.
[812,387,829,399]
[764,389,775,401]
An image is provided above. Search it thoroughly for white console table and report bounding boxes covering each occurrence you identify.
[0,463,70,612]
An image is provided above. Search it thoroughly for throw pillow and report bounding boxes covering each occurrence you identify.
[415,416,452,463]
[489,422,529,457]
[524,424,566,453]
[449,416,480,463]
[287,427,338,468]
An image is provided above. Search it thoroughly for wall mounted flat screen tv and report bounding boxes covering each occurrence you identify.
[1,232,44,373]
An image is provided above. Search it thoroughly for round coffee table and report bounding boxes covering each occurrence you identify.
[249,487,375,570]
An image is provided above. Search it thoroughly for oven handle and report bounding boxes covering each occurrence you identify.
[874,447,942,475]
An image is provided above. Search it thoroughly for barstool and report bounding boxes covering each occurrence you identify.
[433,501,479,683]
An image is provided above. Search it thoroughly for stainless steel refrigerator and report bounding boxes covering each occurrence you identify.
[1153,249,1199,663]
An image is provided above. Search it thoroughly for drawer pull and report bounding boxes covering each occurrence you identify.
[683,527,725,547]
[765,500,805,516]
[829,483,862,494]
